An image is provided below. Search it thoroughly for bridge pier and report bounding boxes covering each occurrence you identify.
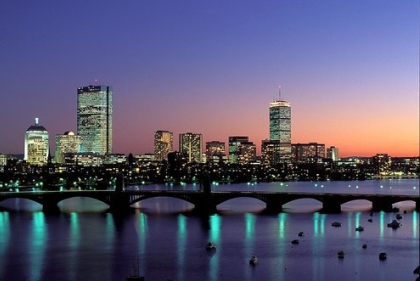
[265,199,283,213]
[193,194,217,215]
[108,193,132,213]
[372,200,394,212]
[42,202,60,213]
[321,198,341,213]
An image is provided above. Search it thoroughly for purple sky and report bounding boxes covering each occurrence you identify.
[0,0,418,157]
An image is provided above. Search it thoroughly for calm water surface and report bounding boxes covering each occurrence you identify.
[0,179,418,281]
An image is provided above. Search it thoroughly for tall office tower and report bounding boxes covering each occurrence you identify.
[228,136,249,164]
[55,131,81,164]
[179,132,203,163]
[77,85,113,155]
[291,142,325,163]
[154,130,173,161]
[205,141,226,163]
[24,118,49,165]
[327,146,339,162]
[269,100,291,163]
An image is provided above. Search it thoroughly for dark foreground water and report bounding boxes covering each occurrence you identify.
[0,179,418,281]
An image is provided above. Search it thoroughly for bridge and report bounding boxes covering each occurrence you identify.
[0,189,418,214]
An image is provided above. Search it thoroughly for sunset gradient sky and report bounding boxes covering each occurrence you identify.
[0,0,418,157]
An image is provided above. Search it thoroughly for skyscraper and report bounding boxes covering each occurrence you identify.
[154,130,173,161]
[24,118,49,165]
[179,132,203,163]
[269,100,291,163]
[55,131,81,164]
[77,85,113,155]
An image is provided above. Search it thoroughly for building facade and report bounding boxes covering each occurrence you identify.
[292,142,325,163]
[179,132,203,163]
[228,136,256,164]
[24,118,49,166]
[154,130,173,161]
[77,85,113,155]
[55,131,81,164]
[205,141,226,164]
[327,146,339,162]
[269,100,291,163]
[261,139,281,167]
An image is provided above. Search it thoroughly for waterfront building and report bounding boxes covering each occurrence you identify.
[0,154,6,166]
[77,85,113,155]
[24,118,49,166]
[104,154,127,165]
[372,154,392,175]
[179,132,203,163]
[154,131,173,161]
[64,152,103,167]
[261,139,281,166]
[292,142,325,163]
[269,99,291,162]
[205,141,226,164]
[55,131,81,164]
[228,136,256,164]
[327,146,339,161]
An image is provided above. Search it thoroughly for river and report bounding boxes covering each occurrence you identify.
[0,179,418,280]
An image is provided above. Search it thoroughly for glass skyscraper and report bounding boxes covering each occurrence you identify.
[24,118,49,166]
[77,85,113,155]
[269,100,291,163]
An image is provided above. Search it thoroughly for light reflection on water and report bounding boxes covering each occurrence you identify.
[0,179,417,280]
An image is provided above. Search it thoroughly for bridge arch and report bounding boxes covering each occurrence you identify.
[129,194,197,206]
[0,196,44,206]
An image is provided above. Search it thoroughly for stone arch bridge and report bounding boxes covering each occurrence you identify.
[0,190,418,214]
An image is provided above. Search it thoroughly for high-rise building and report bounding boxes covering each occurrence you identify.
[179,132,203,163]
[327,146,339,162]
[205,141,226,163]
[154,130,173,161]
[24,118,49,165]
[77,85,113,155]
[269,100,291,162]
[55,131,81,164]
[291,142,325,163]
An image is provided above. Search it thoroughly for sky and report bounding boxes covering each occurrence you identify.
[0,0,418,157]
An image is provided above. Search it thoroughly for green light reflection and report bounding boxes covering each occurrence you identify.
[354,212,361,239]
[31,212,46,281]
[0,212,10,271]
[177,215,187,281]
[278,213,287,239]
[413,211,418,238]
[313,213,326,237]
[209,215,221,281]
[379,212,385,239]
[137,213,148,274]
[69,213,80,280]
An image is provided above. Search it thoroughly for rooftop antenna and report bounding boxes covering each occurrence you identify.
[278,85,282,101]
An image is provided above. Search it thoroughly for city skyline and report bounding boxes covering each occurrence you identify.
[0,1,418,157]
